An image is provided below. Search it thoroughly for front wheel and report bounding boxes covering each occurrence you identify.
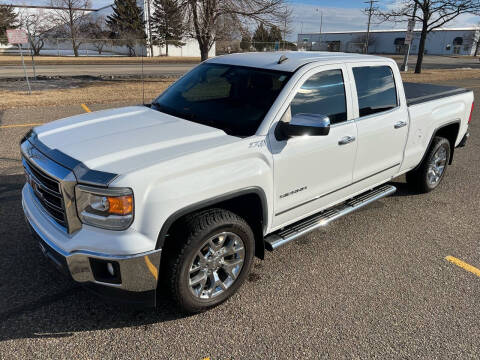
[406,136,451,193]
[164,209,254,313]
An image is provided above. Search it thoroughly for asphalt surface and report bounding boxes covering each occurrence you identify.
[1,55,479,79]
[0,78,479,359]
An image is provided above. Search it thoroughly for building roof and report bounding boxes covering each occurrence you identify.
[207,51,388,72]
[299,27,479,36]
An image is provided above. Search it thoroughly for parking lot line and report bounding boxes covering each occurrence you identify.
[0,123,43,129]
[445,256,480,278]
[81,103,91,113]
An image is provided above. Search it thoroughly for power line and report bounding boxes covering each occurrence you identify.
[5,4,98,12]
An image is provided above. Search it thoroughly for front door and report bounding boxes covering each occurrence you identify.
[268,65,358,228]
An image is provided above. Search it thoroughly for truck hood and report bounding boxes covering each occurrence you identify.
[34,106,238,174]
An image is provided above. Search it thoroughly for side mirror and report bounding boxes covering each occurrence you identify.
[275,113,331,141]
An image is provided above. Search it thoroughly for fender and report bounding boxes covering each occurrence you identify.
[414,120,460,170]
[155,187,269,250]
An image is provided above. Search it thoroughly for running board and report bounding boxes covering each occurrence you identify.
[264,184,396,251]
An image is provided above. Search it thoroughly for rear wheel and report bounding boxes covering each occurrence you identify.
[163,209,254,313]
[406,136,450,193]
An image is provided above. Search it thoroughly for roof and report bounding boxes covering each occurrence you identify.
[207,51,386,72]
[299,27,479,36]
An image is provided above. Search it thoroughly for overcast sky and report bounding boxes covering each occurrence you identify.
[4,0,480,39]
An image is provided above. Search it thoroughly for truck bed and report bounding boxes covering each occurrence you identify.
[404,82,471,106]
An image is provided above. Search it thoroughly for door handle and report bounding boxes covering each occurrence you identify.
[338,136,356,145]
[394,121,407,129]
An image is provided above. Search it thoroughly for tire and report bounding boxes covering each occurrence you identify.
[406,136,451,193]
[163,208,255,313]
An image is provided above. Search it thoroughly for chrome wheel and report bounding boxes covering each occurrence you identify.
[188,232,245,299]
[427,146,447,186]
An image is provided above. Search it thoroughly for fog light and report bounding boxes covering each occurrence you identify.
[107,262,115,276]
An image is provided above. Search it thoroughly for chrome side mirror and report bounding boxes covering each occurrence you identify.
[275,113,331,140]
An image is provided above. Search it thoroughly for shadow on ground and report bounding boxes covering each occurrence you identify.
[0,173,188,342]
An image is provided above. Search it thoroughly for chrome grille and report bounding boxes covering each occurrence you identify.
[23,157,67,229]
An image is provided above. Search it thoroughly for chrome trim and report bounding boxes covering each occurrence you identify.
[266,185,396,250]
[21,139,82,233]
[394,121,408,129]
[24,203,161,292]
[338,135,356,145]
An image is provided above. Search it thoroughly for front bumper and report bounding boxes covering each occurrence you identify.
[23,186,162,307]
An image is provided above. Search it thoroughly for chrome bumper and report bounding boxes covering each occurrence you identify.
[25,209,162,293]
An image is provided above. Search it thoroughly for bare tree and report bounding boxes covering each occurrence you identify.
[185,0,288,61]
[82,16,110,54]
[49,0,91,57]
[377,0,480,73]
[20,9,51,56]
[278,5,293,42]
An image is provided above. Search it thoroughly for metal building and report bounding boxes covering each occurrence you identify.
[298,28,480,56]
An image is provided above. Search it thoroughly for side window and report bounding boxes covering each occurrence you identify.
[290,69,348,124]
[352,66,398,117]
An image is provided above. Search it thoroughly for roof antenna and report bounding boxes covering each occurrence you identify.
[278,54,288,64]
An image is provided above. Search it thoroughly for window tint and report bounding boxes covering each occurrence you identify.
[290,69,347,124]
[152,63,290,137]
[353,66,398,117]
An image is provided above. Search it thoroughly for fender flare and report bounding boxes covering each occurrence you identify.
[155,187,269,250]
[414,120,460,170]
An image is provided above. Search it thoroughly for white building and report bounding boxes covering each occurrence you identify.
[1,3,214,57]
[298,27,480,56]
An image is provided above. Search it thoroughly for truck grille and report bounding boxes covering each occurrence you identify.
[23,157,67,229]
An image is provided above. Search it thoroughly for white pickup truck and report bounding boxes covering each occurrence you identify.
[21,52,473,312]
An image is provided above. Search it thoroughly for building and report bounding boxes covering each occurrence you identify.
[1,2,214,57]
[298,28,480,56]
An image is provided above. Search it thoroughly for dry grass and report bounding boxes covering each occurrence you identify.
[2,69,479,110]
[0,55,200,65]
[400,69,480,82]
[0,79,174,110]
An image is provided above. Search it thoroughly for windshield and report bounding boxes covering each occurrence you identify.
[152,63,291,137]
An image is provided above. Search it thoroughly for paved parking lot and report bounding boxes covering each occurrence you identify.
[0,78,479,359]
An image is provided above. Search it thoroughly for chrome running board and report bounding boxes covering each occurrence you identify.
[264,184,396,251]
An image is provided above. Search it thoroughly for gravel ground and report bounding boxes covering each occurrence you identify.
[0,79,479,359]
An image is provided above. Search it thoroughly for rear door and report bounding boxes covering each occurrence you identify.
[348,63,409,183]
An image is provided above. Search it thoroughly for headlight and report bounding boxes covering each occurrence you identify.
[75,185,134,230]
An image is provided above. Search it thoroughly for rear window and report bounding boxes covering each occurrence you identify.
[353,66,398,117]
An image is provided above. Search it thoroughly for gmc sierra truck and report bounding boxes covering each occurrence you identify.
[21,52,473,313]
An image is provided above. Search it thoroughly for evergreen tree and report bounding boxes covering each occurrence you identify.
[151,0,185,56]
[0,5,18,40]
[252,23,269,51]
[268,25,282,43]
[240,35,251,51]
[107,0,146,56]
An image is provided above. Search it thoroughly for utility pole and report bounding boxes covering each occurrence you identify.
[146,0,153,57]
[400,2,418,71]
[315,8,323,47]
[364,0,378,54]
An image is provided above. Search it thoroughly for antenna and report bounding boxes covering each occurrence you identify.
[142,45,145,105]
[278,54,288,64]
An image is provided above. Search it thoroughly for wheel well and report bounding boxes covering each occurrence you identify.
[435,122,459,164]
[159,192,266,262]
